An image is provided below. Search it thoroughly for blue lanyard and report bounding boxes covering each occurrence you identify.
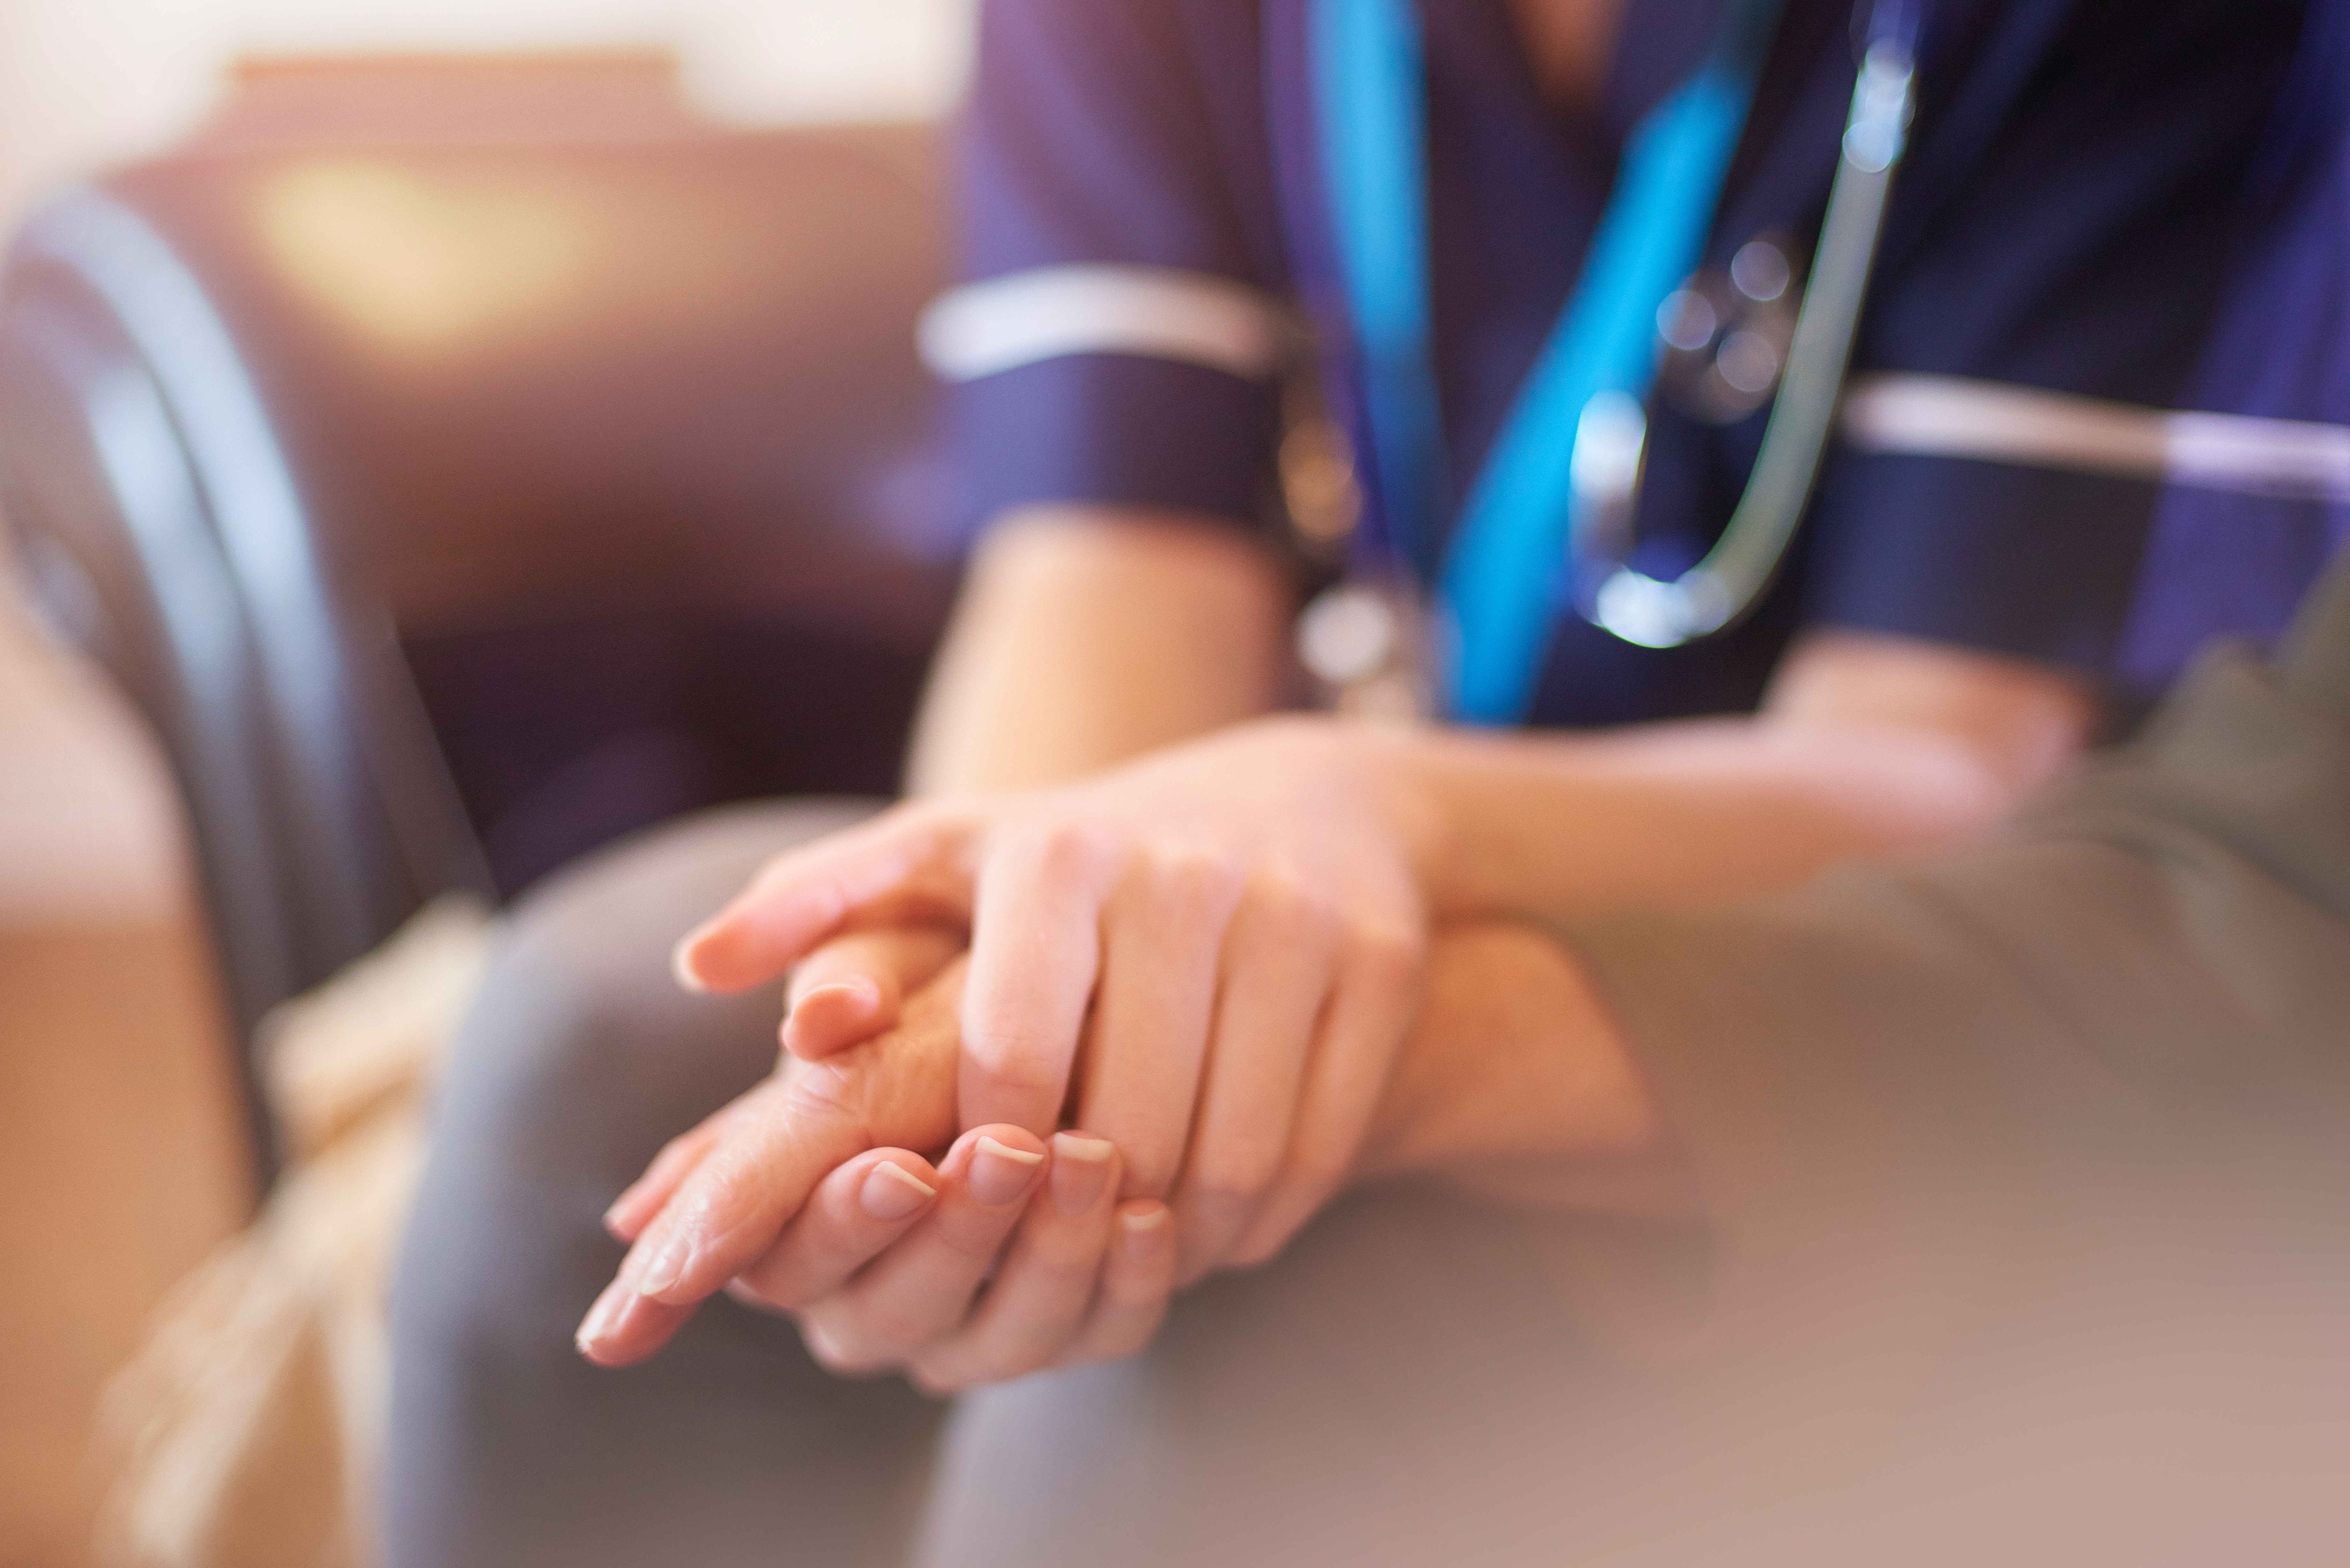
[1312,0,1786,723]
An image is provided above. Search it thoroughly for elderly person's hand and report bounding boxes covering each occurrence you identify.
[577,941,1177,1384]
[735,1126,1174,1395]
[580,905,1684,1386]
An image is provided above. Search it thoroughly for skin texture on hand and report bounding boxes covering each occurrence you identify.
[675,716,1440,1282]
[577,951,1181,1379]
[582,912,1685,1380]
[578,954,970,1366]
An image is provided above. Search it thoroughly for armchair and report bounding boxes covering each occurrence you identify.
[0,55,959,1178]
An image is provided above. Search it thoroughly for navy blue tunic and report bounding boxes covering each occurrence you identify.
[2120,0,2350,691]
[946,0,2306,726]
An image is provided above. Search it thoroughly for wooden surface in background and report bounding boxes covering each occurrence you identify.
[0,588,251,1568]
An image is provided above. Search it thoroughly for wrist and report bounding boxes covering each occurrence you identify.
[1359,921,1682,1209]
[1337,718,1457,915]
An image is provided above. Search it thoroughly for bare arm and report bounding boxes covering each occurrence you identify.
[905,505,1294,795]
[1384,629,2096,919]
[765,503,1295,1061]
[1360,919,1684,1220]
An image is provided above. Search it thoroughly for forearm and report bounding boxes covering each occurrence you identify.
[1400,626,2350,1313]
[1379,632,2094,918]
[1386,718,2005,919]
[1349,634,2098,1212]
[904,506,1294,796]
[1359,920,1691,1219]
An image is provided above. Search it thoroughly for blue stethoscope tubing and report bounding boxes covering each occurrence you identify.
[1313,0,1925,722]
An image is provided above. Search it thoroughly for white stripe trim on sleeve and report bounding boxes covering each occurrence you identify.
[1840,373,2350,504]
[918,264,1300,383]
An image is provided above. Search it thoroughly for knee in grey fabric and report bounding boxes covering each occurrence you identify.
[915,1187,1653,1568]
[385,801,945,1568]
[387,800,1643,1568]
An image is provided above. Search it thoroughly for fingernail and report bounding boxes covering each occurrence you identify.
[805,976,879,1015]
[577,1276,631,1353]
[670,936,711,994]
[969,1135,1046,1206]
[860,1161,937,1222]
[602,1184,650,1240]
[1049,1133,1115,1217]
[635,1228,694,1298]
[1120,1204,1169,1262]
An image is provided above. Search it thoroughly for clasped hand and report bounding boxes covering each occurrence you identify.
[575,718,1436,1388]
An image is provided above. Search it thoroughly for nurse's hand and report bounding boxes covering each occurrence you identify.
[732,1128,1177,1395]
[672,716,1438,1284]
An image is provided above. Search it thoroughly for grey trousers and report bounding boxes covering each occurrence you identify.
[383,803,1655,1568]
[385,562,2350,1568]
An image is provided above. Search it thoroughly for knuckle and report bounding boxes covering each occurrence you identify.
[1118,1147,1184,1201]
[1186,1142,1283,1212]
[1144,841,1246,912]
[778,1062,871,1134]
[1242,868,1341,951]
[959,1032,1067,1102]
[930,1218,1020,1268]
[1017,818,1114,885]
[1344,919,1425,991]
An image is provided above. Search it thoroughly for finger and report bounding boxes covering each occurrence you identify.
[622,950,971,1317]
[674,809,972,995]
[732,1147,942,1310]
[1063,1200,1178,1366]
[784,926,965,1062]
[1071,849,1243,1198]
[616,927,959,1242]
[798,1126,1049,1372]
[1226,927,1420,1268]
[958,827,1118,1135]
[1169,882,1340,1282]
[596,1068,873,1335]
[583,958,972,1366]
[575,1245,697,1368]
[905,1132,1122,1393]
[603,1104,739,1244]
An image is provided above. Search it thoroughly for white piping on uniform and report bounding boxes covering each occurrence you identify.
[918,264,1300,383]
[1841,373,2350,503]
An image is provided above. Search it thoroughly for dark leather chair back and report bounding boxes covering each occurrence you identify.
[0,57,959,1177]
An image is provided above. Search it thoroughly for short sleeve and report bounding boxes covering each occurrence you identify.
[1800,0,2307,684]
[2118,4,2350,700]
[940,0,1294,538]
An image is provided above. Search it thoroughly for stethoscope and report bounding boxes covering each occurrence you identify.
[1307,0,1924,723]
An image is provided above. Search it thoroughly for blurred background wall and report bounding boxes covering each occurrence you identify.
[0,0,971,224]
[0,6,968,1564]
